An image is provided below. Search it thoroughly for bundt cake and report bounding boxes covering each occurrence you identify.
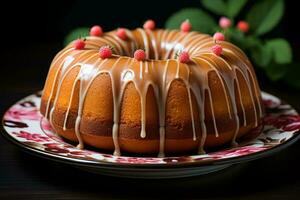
[40,20,263,157]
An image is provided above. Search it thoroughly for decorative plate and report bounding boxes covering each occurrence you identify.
[2,92,300,179]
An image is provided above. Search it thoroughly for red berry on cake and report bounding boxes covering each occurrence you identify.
[90,25,103,36]
[74,39,85,50]
[143,19,156,30]
[237,21,250,33]
[180,20,192,32]
[99,46,112,59]
[213,32,225,42]
[211,44,223,56]
[178,51,190,63]
[219,17,231,29]
[116,28,128,40]
[134,49,146,61]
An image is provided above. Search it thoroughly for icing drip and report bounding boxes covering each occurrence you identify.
[43,29,263,157]
[137,28,150,59]
[158,59,170,157]
[112,58,134,156]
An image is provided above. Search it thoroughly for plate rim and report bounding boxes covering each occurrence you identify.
[1,91,300,169]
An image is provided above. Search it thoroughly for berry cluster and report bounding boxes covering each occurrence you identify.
[211,32,225,56]
[74,19,230,58]
[219,17,250,33]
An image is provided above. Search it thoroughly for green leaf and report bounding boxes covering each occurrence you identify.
[243,36,261,49]
[283,62,300,89]
[265,63,288,81]
[250,44,272,67]
[64,27,89,46]
[227,0,247,18]
[165,8,217,34]
[201,0,226,15]
[226,28,246,48]
[246,0,284,35]
[266,39,292,64]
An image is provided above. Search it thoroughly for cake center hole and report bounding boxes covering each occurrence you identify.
[114,40,185,60]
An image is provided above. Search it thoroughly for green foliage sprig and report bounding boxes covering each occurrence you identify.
[166,0,296,88]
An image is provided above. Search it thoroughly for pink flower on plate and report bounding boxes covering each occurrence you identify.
[41,119,54,132]
[163,156,192,163]
[5,106,40,121]
[263,99,280,109]
[102,154,113,158]
[69,150,93,156]
[209,146,266,158]
[115,157,161,164]
[283,122,300,131]
[12,131,51,142]
[67,150,96,160]
[264,114,300,131]
[44,143,70,154]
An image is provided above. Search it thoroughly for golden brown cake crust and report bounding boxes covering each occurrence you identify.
[40,28,263,156]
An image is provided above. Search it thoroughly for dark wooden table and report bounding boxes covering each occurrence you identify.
[1,45,300,199]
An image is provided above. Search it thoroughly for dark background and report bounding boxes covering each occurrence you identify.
[1,0,300,199]
[1,0,299,96]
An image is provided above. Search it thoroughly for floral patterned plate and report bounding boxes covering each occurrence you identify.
[1,92,300,179]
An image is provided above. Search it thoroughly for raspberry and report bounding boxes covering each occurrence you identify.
[116,28,128,40]
[180,20,192,32]
[237,21,250,33]
[219,17,231,29]
[211,45,223,56]
[134,49,146,61]
[213,32,225,42]
[74,39,85,50]
[178,51,190,63]
[143,19,155,30]
[99,46,112,59]
[90,25,103,36]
